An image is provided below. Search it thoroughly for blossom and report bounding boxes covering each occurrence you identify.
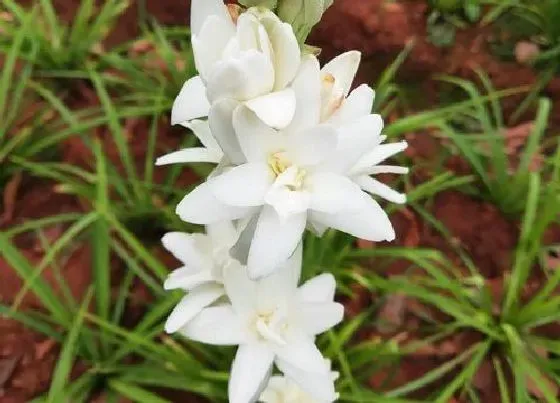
[172,0,301,132]
[180,245,343,403]
[259,360,339,403]
[162,221,240,333]
[176,55,405,278]
[315,51,410,205]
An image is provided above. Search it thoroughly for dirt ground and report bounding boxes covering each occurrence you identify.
[1,0,560,401]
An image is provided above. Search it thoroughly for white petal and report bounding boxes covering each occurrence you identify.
[285,55,322,132]
[176,182,254,224]
[156,148,219,166]
[277,360,338,403]
[307,172,366,214]
[310,194,395,241]
[273,333,328,374]
[210,163,273,207]
[269,21,301,90]
[206,50,275,103]
[181,305,246,345]
[244,88,296,129]
[328,84,375,126]
[247,207,306,279]
[321,51,361,97]
[229,344,275,403]
[351,141,408,174]
[298,273,336,303]
[322,114,384,174]
[257,243,302,307]
[161,232,208,270]
[285,124,338,166]
[171,76,210,125]
[191,0,233,36]
[208,99,246,164]
[184,119,223,158]
[206,220,239,249]
[165,284,224,333]
[233,106,282,163]
[235,13,259,51]
[223,262,258,315]
[193,15,236,79]
[164,269,215,291]
[265,187,311,219]
[367,165,410,175]
[297,302,344,336]
[354,175,407,204]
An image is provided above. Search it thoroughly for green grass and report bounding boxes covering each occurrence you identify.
[1,1,559,402]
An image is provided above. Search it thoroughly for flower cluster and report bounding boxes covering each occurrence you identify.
[157,0,408,401]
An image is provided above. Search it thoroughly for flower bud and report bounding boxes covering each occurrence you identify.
[277,0,333,43]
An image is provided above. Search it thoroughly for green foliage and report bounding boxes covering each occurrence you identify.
[0,0,129,71]
[436,71,552,216]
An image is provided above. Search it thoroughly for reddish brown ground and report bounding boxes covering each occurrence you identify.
[1,0,559,402]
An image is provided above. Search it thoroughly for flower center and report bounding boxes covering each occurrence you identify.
[268,151,290,177]
[254,308,288,346]
[268,152,307,191]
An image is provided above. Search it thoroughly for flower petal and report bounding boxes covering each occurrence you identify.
[297,302,344,336]
[206,50,274,103]
[307,172,366,214]
[176,181,254,224]
[171,76,210,125]
[328,84,375,126]
[208,99,246,164]
[350,141,408,175]
[322,114,384,174]
[310,194,395,241]
[321,51,361,97]
[354,175,407,204]
[273,332,328,374]
[269,21,301,90]
[156,148,219,166]
[180,305,246,345]
[276,360,338,403]
[161,232,209,270]
[257,243,302,307]
[193,14,236,79]
[210,163,272,207]
[247,206,306,279]
[298,273,336,303]
[191,0,233,36]
[233,106,282,163]
[164,268,215,291]
[223,261,258,315]
[229,344,275,403]
[165,284,225,333]
[184,119,223,158]
[244,88,296,129]
[285,124,338,166]
[285,55,322,132]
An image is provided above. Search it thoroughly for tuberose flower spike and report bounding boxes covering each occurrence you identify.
[159,0,409,401]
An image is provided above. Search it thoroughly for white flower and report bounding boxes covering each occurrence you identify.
[162,221,240,333]
[156,119,224,166]
[260,360,339,403]
[180,245,343,403]
[315,51,410,205]
[175,55,402,278]
[172,0,301,133]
